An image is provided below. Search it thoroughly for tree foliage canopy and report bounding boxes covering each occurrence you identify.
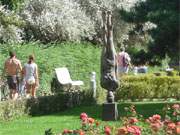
[120,0,179,62]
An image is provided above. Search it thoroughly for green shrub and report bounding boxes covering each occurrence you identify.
[115,75,180,101]
[0,90,96,121]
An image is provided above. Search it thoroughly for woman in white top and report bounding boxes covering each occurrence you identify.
[23,55,39,98]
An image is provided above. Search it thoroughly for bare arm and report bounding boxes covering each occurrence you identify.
[2,61,7,77]
[35,64,39,87]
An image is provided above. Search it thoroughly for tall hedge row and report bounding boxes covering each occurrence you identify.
[115,75,180,101]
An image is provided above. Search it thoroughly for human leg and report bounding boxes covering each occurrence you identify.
[7,76,18,100]
[25,83,31,98]
[31,84,36,97]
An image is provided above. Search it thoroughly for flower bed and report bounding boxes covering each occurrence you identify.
[45,104,180,135]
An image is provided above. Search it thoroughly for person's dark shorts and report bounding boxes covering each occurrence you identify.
[7,76,19,90]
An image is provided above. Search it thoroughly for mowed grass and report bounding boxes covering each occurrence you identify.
[0,101,180,135]
[0,42,167,94]
[0,42,102,93]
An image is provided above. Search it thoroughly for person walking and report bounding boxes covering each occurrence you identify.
[117,47,131,76]
[3,51,22,100]
[23,55,39,98]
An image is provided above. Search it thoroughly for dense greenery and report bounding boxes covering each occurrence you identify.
[0,0,179,65]
[0,91,95,121]
[121,0,179,64]
[115,75,180,101]
[0,0,24,10]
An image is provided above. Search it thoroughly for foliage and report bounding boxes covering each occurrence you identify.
[161,54,171,70]
[20,0,95,42]
[0,4,24,43]
[0,0,24,10]
[0,99,27,121]
[18,0,140,44]
[120,0,179,63]
[163,104,180,123]
[115,75,180,101]
[77,0,139,46]
[0,91,95,121]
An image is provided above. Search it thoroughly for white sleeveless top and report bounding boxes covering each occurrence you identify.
[24,63,37,82]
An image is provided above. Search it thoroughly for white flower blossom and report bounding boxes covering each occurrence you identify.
[143,21,157,31]
[0,5,24,43]
[21,0,96,42]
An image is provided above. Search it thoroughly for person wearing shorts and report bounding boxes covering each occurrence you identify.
[3,51,22,100]
[23,55,39,98]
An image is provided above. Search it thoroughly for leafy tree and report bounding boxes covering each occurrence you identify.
[120,0,179,63]
[20,0,139,44]
[0,0,24,10]
[0,4,24,43]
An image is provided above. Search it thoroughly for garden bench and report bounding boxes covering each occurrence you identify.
[54,67,84,92]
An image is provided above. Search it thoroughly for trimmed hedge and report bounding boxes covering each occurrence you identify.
[115,75,180,101]
[0,91,95,121]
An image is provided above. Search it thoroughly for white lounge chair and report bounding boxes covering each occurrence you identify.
[54,67,84,91]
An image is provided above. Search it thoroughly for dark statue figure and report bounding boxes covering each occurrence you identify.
[100,11,119,103]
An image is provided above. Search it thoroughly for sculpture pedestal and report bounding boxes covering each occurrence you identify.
[102,102,118,121]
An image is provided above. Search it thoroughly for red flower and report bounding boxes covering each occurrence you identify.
[172,104,180,110]
[129,117,138,124]
[88,117,95,124]
[167,122,176,130]
[78,130,85,135]
[151,123,162,132]
[152,114,161,121]
[177,122,180,126]
[62,129,69,134]
[104,126,111,135]
[80,113,88,121]
[164,119,172,126]
[127,126,141,135]
[117,126,128,135]
[175,125,180,134]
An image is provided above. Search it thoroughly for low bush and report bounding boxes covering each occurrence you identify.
[0,91,95,121]
[115,75,180,101]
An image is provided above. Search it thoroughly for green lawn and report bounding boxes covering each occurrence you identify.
[0,42,101,94]
[0,101,179,135]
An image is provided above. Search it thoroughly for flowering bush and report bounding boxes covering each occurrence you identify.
[45,104,180,135]
[0,4,24,43]
[20,0,95,42]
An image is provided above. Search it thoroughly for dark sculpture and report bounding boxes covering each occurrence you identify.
[100,11,119,103]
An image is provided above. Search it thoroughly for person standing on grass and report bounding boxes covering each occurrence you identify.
[3,51,22,100]
[117,47,131,76]
[23,55,39,98]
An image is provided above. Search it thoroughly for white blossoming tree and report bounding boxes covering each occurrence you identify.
[0,5,24,43]
[21,0,95,42]
[20,0,141,44]
[76,0,140,46]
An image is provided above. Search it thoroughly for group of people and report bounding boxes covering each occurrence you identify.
[2,48,130,100]
[3,51,39,100]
